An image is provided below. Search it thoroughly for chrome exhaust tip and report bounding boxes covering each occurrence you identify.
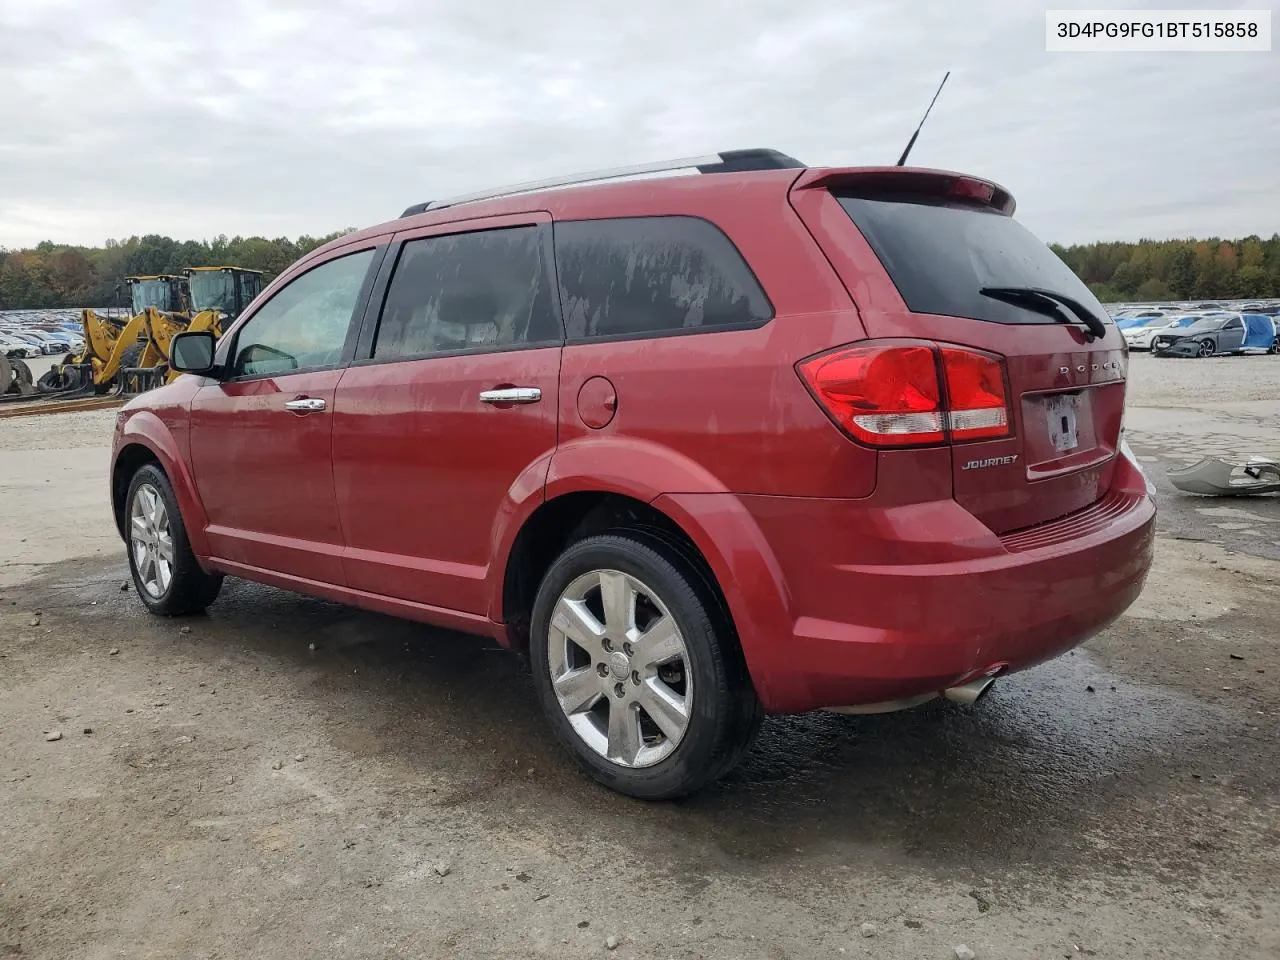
[941,676,996,706]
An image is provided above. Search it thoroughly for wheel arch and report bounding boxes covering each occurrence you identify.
[111,443,160,539]
[494,485,795,710]
[490,436,734,646]
[111,413,212,559]
[496,490,733,650]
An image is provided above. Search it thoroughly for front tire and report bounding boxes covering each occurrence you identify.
[529,533,761,799]
[1197,339,1216,357]
[125,464,223,616]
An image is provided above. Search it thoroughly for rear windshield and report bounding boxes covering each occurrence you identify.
[836,194,1108,326]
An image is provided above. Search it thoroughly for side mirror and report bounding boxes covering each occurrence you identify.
[169,331,217,375]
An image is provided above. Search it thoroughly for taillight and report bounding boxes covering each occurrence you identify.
[940,346,1009,440]
[798,341,943,447]
[798,341,1012,447]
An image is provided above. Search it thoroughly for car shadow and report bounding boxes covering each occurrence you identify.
[45,560,1248,880]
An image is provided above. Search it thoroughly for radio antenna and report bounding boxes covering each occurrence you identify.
[896,71,950,167]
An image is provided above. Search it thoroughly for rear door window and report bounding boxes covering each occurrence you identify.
[554,216,773,340]
[836,194,1107,326]
[373,226,559,358]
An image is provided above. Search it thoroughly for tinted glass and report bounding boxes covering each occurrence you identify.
[130,279,179,315]
[554,217,772,340]
[188,271,235,314]
[231,249,374,377]
[1181,318,1224,332]
[237,272,263,315]
[836,194,1107,326]
[1223,318,1243,329]
[374,226,557,358]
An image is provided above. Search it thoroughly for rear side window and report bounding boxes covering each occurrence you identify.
[554,216,772,340]
[374,226,559,359]
[836,194,1106,326]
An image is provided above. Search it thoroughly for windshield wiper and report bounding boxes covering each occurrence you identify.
[979,286,1108,341]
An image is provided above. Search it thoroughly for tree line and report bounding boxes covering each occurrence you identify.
[0,231,354,310]
[1052,234,1280,303]
[3,230,1280,310]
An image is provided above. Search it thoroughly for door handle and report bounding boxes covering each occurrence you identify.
[479,387,541,405]
[284,397,327,412]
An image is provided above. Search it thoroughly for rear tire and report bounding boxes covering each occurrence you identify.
[529,533,761,799]
[125,464,222,616]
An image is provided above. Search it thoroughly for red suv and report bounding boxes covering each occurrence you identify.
[111,149,1156,798]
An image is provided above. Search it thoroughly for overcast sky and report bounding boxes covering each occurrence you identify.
[1,0,1276,249]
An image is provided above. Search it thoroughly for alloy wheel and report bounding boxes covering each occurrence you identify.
[130,482,174,598]
[546,569,693,768]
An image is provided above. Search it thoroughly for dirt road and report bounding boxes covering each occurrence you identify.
[2,354,1278,959]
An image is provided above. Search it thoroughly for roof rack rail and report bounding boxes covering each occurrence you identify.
[399,148,804,217]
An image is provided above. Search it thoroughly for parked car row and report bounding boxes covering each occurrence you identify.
[0,332,48,359]
[1114,308,1279,357]
[1110,300,1280,318]
[0,309,88,359]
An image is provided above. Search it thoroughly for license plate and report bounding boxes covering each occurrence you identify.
[1045,394,1080,453]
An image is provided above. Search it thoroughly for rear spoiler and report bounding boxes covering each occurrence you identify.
[790,166,1015,216]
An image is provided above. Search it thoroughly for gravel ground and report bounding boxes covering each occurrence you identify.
[0,409,117,589]
[1,353,1278,960]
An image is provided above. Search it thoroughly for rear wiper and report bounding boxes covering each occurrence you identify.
[979,286,1108,341]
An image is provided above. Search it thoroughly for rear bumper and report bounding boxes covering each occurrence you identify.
[666,452,1156,714]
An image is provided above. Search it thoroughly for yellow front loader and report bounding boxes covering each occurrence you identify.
[38,267,263,398]
[37,275,187,397]
[117,267,263,394]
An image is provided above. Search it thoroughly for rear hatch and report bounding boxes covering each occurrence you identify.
[789,168,1127,535]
